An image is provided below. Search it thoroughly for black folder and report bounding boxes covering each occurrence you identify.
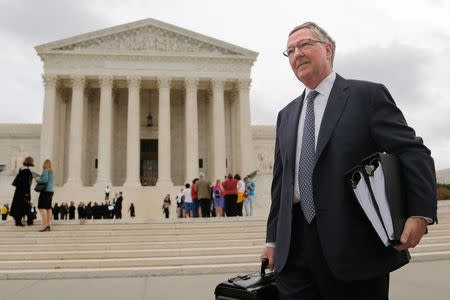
[345,153,407,246]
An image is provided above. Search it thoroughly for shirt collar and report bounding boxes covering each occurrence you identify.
[304,71,336,99]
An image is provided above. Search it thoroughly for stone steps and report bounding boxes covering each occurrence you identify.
[0,214,449,279]
[0,262,262,280]
[0,253,260,270]
[0,226,266,238]
[0,232,266,244]
[411,242,450,253]
[2,242,449,261]
[0,245,263,260]
[0,238,266,252]
[0,218,267,231]
[410,250,450,262]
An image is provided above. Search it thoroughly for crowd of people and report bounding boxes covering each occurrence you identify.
[4,156,137,228]
[51,193,135,220]
[6,156,255,224]
[2,197,136,222]
[170,172,256,219]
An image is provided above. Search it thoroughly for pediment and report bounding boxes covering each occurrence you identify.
[36,18,257,58]
[56,25,240,55]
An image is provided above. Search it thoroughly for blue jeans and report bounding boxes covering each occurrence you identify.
[244,195,254,216]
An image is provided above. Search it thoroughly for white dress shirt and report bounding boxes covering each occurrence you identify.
[294,72,336,204]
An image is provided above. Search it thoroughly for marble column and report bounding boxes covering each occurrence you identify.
[94,76,114,187]
[124,76,142,187]
[211,79,226,181]
[65,75,86,187]
[237,79,253,176]
[156,77,173,186]
[184,78,199,184]
[40,74,58,166]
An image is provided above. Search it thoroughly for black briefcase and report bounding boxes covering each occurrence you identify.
[214,260,278,300]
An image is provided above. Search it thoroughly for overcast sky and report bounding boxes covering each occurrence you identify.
[0,0,449,169]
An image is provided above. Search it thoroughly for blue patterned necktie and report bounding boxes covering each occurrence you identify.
[299,90,319,223]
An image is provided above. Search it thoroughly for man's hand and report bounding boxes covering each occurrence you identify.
[260,246,275,271]
[393,217,428,251]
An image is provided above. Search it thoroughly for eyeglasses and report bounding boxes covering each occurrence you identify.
[283,39,326,57]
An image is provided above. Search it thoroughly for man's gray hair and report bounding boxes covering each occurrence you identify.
[289,22,336,66]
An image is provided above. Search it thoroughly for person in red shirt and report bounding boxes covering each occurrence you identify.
[221,174,238,217]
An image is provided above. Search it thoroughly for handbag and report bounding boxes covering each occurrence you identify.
[34,182,46,193]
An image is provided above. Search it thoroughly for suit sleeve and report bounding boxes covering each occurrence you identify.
[266,112,283,243]
[368,84,437,222]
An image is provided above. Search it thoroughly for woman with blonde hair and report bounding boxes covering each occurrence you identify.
[36,159,55,232]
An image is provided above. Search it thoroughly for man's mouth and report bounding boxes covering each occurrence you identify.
[297,61,309,69]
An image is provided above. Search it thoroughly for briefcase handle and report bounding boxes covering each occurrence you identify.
[260,258,269,276]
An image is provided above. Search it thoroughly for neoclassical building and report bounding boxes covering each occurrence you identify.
[0,19,276,217]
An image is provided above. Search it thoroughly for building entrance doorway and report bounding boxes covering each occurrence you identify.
[140,139,158,186]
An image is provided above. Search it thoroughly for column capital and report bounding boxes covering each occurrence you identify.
[210,78,225,90]
[127,76,142,89]
[157,77,171,89]
[42,74,58,89]
[236,79,252,90]
[99,76,114,88]
[71,75,86,89]
[184,78,199,90]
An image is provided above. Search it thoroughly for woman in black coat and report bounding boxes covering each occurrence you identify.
[10,156,34,226]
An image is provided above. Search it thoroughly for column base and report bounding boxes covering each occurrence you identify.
[93,180,111,188]
[123,180,142,188]
[63,179,83,189]
[156,178,173,187]
[94,178,112,188]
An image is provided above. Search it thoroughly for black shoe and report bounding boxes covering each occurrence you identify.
[15,223,25,227]
[39,226,50,232]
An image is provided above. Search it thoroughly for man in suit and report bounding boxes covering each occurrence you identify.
[115,192,123,219]
[261,22,437,299]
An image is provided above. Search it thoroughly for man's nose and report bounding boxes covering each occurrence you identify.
[291,47,304,63]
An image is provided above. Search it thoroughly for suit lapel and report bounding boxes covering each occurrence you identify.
[285,92,305,176]
[315,74,350,165]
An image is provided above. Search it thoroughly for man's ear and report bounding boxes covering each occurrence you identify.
[325,43,333,62]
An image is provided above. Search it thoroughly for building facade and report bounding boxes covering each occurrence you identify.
[0,19,276,217]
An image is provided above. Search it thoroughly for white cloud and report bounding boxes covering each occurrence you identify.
[0,0,448,168]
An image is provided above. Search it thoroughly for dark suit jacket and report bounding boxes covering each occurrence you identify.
[115,196,123,209]
[266,74,437,281]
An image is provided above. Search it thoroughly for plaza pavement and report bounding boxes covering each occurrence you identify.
[0,259,449,300]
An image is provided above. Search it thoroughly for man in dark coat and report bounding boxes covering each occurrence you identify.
[262,22,436,299]
[115,192,123,219]
[10,156,35,226]
[85,202,93,219]
[52,203,60,220]
[68,202,76,220]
